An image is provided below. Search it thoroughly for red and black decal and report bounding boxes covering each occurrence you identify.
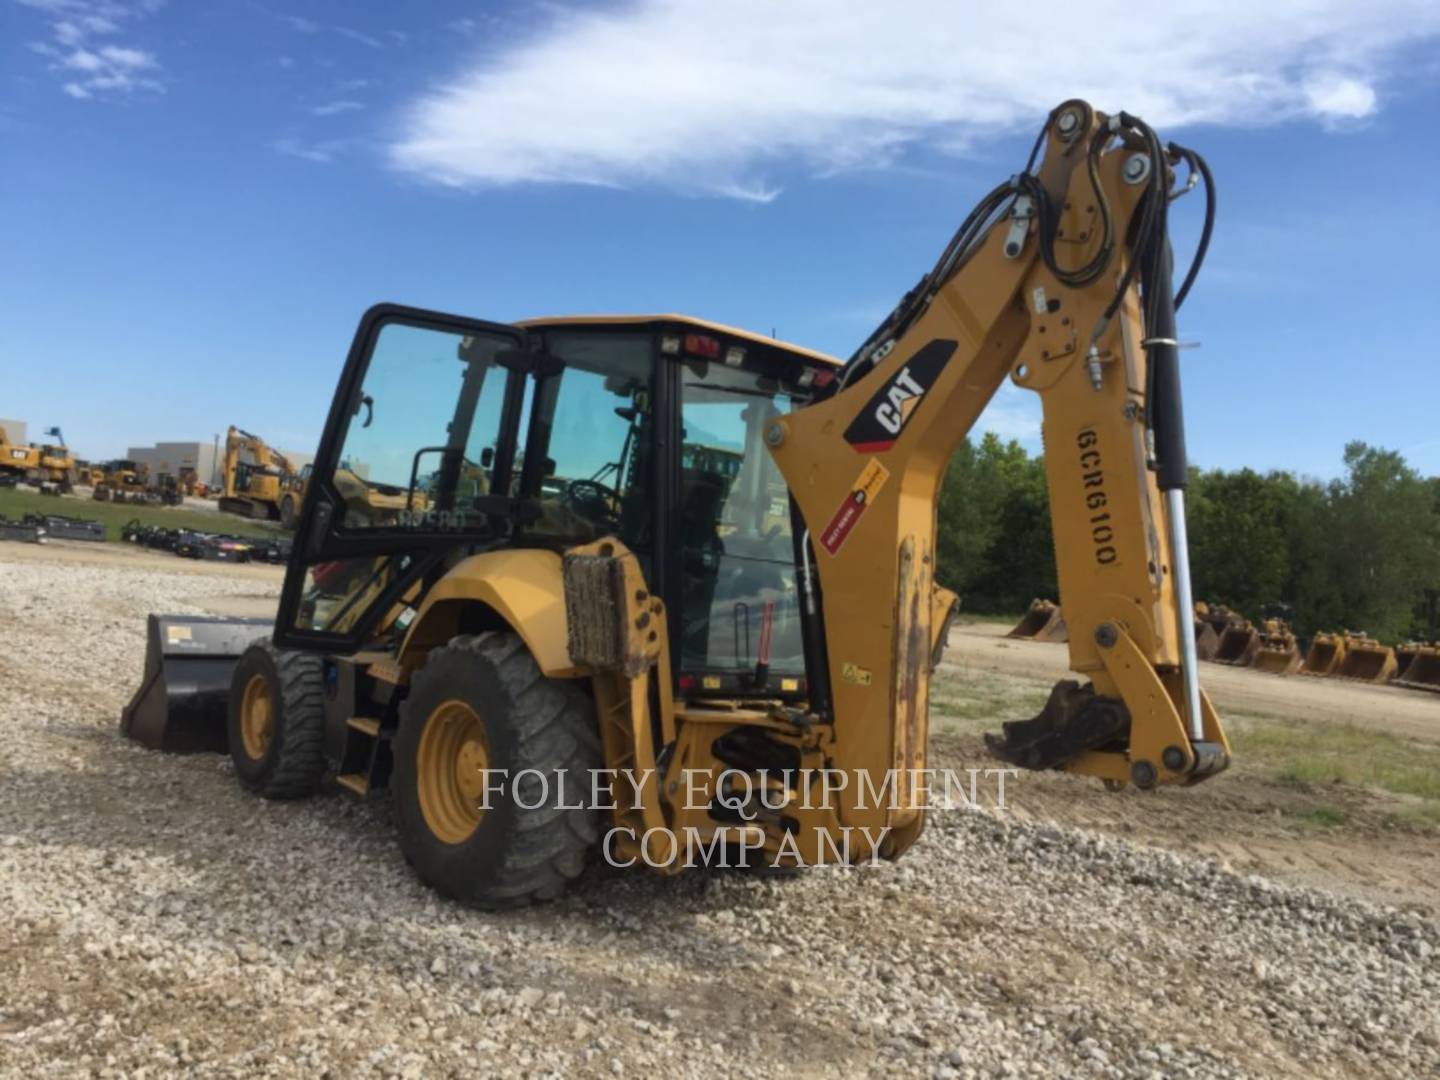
[842,339,957,453]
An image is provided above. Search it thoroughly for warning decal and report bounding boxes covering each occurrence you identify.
[819,458,890,556]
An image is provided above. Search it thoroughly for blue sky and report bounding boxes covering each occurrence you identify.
[2,0,1439,478]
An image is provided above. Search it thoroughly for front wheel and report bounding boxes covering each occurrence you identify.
[227,639,327,799]
[393,632,601,908]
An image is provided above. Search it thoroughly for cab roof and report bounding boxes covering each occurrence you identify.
[515,314,841,367]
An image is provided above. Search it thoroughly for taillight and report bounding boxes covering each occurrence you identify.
[683,333,720,360]
[678,674,697,693]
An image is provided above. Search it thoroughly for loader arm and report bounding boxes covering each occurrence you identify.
[768,100,1228,844]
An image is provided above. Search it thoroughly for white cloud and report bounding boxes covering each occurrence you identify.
[16,0,164,100]
[311,100,364,117]
[390,0,1440,198]
[274,136,352,164]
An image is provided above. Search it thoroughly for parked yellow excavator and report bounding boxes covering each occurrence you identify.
[218,426,298,521]
[123,100,1230,907]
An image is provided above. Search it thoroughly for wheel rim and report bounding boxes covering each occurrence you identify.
[417,699,491,844]
[239,673,274,761]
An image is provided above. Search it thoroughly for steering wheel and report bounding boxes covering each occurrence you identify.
[562,478,620,527]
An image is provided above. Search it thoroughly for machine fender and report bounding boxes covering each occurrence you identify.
[398,549,580,678]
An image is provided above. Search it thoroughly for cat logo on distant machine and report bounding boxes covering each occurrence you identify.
[842,339,957,453]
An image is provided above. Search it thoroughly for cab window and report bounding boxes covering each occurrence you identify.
[520,331,654,555]
[678,359,803,678]
[330,322,514,530]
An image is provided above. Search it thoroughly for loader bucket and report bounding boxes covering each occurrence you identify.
[1301,633,1345,677]
[120,614,272,753]
[1213,622,1261,666]
[1394,646,1440,693]
[1007,599,1067,642]
[1335,640,1398,683]
[1194,619,1221,661]
[1251,641,1302,676]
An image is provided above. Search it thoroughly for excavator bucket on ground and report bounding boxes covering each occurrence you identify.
[1334,634,1398,683]
[1213,620,1262,666]
[120,614,271,753]
[1394,643,1440,693]
[1006,599,1068,643]
[1301,632,1346,677]
[1250,619,1302,676]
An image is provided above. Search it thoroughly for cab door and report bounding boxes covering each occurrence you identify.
[274,303,541,654]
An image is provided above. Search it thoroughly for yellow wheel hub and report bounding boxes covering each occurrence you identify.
[417,699,491,844]
[239,673,274,761]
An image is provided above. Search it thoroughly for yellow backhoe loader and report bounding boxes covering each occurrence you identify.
[93,460,151,503]
[122,100,1230,907]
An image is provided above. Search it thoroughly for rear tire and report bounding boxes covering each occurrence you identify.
[393,632,601,909]
[227,639,327,799]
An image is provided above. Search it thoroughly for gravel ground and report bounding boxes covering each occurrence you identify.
[2,555,1438,1077]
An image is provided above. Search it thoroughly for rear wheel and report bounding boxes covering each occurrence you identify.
[393,632,601,908]
[227,639,327,799]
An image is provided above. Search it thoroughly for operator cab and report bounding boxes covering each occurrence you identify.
[276,305,839,701]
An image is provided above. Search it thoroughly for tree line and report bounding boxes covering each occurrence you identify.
[937,435,1440,643]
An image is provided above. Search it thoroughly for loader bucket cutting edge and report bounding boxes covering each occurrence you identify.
[120,614,273,753]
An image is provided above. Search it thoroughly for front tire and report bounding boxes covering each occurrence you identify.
[227,639,327,799]
[393,632,601,909]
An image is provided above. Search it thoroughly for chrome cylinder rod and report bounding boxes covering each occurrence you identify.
[1165,488,1204,742]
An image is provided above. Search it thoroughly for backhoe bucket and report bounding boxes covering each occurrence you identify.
[1007,599,1068,643]
[1335,638,1397,683]
[1213,622,1261,666]
[1301,633,1345,677]
[1394,644,1440,693]
[120,614,271,753]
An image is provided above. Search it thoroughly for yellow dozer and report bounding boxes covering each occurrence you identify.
[1250,618,1302,676]
[1394,643,1440,693]
[1006,599,1068,643]
[1334,633,1398,683]
[120,100,1233,907]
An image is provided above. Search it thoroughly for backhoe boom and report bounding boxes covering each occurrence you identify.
[768,100,1228,852]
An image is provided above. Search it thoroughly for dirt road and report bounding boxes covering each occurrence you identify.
[943,622,1439,743]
